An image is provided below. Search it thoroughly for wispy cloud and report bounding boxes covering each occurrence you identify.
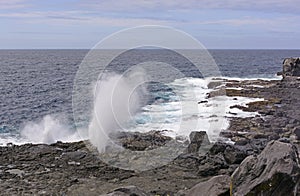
[0,0,28,9]
[1,0,299,48]
[78,0,300,14]
[0,11,169,26]
[194,18,276,26]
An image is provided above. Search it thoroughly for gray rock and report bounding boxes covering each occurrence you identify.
[223,145,247,164]
[187,131,210,153]
[282,57,300,78]
[103,186,149,196]
[293,126,300,140]
[184,175,230,196]
[232,140,300,195]
[209,142,227,155]
[198,153,229,177]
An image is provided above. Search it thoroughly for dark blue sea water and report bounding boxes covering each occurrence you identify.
[0,49,299,144]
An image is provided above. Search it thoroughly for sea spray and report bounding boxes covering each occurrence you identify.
[88,71,147,153]
[20,115,79,144]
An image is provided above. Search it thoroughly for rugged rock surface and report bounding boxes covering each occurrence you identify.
[179,175,231,196]
[232,140,300,195]
[282,57,300,78]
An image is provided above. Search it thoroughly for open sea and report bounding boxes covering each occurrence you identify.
[0,49,299,145]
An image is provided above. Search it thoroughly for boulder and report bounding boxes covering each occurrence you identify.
[282,57,300,78]
[187,131,210,153]
[209,142,227,155]
[223,145,247,164]
[232,140,300,195]
[183,175,231,196]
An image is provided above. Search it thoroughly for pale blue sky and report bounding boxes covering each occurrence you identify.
[1,0,300,49]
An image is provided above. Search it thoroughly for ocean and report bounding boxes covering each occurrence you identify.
[0,49,299,146]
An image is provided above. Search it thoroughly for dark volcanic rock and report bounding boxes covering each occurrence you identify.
[223,145,247,164]
[282,57,300,78]
[197,153,228,177]
[232,140,300,195]
[113,131,172,151]
[209,142,228,155]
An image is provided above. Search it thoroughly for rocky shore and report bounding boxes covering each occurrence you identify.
[1,58,300,195]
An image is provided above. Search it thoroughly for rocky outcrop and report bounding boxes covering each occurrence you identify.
[112,131,172,151]
[231,140,300,195]
[187,131,210,153]
[282,57,300,78]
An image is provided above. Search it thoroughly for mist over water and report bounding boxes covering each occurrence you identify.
[88,71,147,152]
[19,115,80,144]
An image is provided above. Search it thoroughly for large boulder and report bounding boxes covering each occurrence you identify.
[282,57,300,78]
[232,140,300,195]
[179,175,230,196]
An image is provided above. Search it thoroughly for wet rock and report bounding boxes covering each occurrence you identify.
[232,140,300,195]
[198,100,208,104]
[187,131,210,153]
[282,57,300,78]
[183,175,231,196]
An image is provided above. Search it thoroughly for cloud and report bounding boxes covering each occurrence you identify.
[0,11,169,26]
[78,0,300,14]
[0,0,28,9]
[195,18,274,26]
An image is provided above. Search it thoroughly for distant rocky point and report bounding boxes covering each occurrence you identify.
[278,57,300,78]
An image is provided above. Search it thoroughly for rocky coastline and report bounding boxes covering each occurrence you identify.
[0,58,300,195]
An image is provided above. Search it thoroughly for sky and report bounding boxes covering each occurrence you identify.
[1,0,300,49]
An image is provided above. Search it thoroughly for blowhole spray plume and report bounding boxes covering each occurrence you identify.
[88,69,147,153]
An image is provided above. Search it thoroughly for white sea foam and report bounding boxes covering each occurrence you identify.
[128,77,264,142]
